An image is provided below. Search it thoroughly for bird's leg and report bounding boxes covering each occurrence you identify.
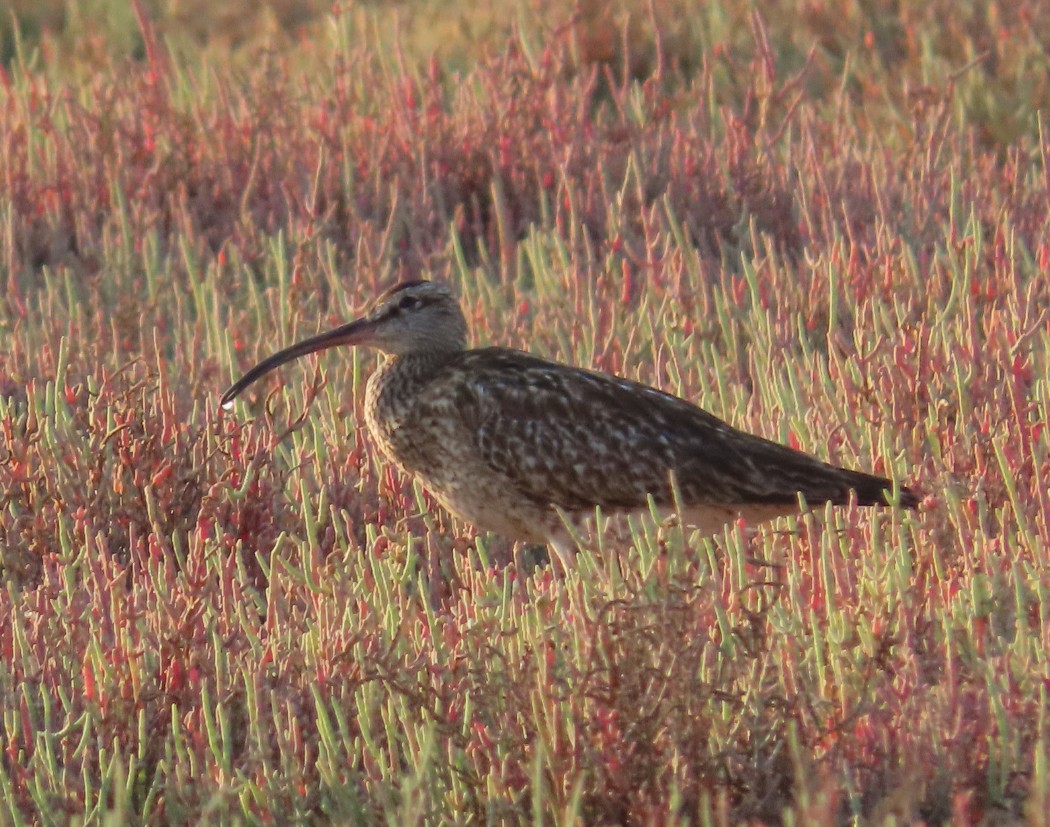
[508,543,556,599]
[511,541,535,597]
[547,536,576,578]
[547,508,593,578]
[425,533,454,608]
[511,542,541,572]
[512,541,528,580]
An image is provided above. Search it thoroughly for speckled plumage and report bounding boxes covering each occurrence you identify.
[222,280,919,556]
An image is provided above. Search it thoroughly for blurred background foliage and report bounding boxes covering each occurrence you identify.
[4,0,1050,151]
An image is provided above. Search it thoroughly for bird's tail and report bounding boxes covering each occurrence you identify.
[838,468,920,509]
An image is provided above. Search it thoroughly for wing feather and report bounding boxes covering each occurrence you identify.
[427,348,912,514]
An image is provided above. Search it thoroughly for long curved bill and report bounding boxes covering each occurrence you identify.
[220,317,374,408]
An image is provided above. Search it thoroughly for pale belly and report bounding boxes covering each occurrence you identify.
[380,429,556,542]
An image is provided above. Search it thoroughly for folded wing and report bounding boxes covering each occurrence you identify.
[431,349,917,514]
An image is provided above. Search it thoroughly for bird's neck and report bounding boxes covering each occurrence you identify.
[365,349,459,422]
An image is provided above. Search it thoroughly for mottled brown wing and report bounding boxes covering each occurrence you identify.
[436,349,915,513]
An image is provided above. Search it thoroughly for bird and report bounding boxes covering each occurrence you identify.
[220,280,919,568]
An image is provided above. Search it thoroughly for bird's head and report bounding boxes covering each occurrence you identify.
[356,280,468,356]
[220,280,467,407]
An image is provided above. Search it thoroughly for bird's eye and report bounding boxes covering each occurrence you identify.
[397,295,422,311]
